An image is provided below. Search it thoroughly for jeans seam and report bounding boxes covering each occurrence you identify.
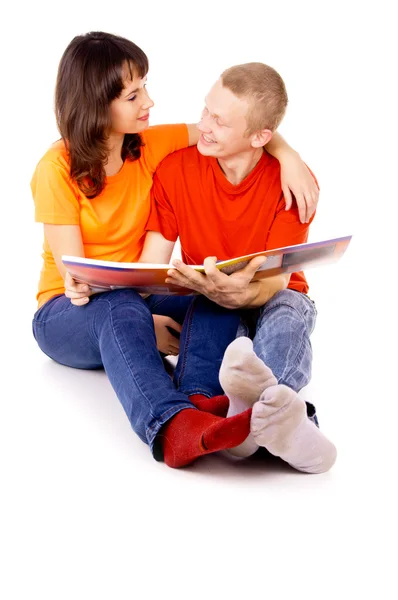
[33,295,74,324]
[174,297,196,390]
[147,295,173,312]
[89,297,111,355]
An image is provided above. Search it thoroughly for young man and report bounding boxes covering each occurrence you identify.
[141,62,337,473]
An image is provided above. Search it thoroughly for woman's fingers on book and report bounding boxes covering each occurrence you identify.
[64,270,92,304]
[70,297,90,306]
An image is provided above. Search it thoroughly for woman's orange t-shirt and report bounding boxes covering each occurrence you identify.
[31,124,188,307]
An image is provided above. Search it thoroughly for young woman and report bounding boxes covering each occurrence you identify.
[31,31,319,468]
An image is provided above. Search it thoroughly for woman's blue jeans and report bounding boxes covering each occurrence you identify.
[32,290,240,458]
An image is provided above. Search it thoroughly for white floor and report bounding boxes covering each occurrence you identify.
[2,2,398,598]
[2,237,397,599]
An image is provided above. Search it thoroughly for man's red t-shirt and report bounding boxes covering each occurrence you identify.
[146,147,314,294]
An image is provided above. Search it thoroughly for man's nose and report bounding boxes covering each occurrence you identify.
[197,114,212,132]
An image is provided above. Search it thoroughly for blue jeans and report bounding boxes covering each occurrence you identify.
[152,289,317,419]
[209,289,318,423]
[32,290,239,458]
[254,289,318,426]
[252,289,317,392]
[172,295,240,397]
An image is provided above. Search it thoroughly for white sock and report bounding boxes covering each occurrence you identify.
[251,385,337,473]
[219,337,277,458]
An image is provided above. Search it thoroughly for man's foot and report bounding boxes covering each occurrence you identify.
[251,385,306,454]
[219,337,277,411]
[219,337,277,457]
[251,386,337,474]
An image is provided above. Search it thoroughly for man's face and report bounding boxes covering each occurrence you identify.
[197,79,253,159]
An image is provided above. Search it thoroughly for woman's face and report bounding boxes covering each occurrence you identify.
[109,72,154,135]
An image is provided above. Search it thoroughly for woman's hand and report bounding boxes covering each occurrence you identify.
[153,315,182,355]
[265,133,319,223]
[64,271,93,306]
[279,152,319,223]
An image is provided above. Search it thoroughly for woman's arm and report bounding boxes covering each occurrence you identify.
[139,231,175,263]
[266,132,319,224]
[186,124,200,146]
[44,224,84,279]
[44,223,91,306]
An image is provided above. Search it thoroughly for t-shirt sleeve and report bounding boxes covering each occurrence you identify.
[145,168,179,242]
[141,124,189,175]
[31,156,80,225]
[266,195,315,250]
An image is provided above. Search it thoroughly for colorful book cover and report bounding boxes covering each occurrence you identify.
[218,235,352,278]
[62,234,352,295]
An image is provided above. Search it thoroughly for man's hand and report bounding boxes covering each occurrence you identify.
[280,152,319,224]
[153,315,182,355]
[64,272,94,306]
[165,256,267,309]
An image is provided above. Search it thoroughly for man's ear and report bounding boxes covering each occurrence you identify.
[251,129,273,148]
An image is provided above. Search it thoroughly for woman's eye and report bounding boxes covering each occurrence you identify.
[128,95,137,102]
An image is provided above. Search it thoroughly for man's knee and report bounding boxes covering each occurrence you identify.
[258,289,316,335]
[264,288,311,311]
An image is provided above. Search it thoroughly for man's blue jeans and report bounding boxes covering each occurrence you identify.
[240,289,318,424]
[32,290,239,458]
[252,289,317,391]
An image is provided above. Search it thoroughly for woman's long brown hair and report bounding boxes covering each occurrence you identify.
[55,31,149,198]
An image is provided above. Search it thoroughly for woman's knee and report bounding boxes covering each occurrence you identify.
[92,290,154,339]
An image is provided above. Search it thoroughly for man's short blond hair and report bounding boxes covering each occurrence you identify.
[221,62,288,134]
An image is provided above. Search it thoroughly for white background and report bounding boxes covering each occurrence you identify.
[1,1,397,599]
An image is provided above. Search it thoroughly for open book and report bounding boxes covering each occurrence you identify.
[62,235,352,295]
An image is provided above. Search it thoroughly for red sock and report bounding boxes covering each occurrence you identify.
[160,408,252,468]
[189,394,230,417]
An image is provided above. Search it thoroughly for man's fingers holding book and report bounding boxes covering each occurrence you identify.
[234,256,267,283]
[202,256,220,279]
[167,260,203,290]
